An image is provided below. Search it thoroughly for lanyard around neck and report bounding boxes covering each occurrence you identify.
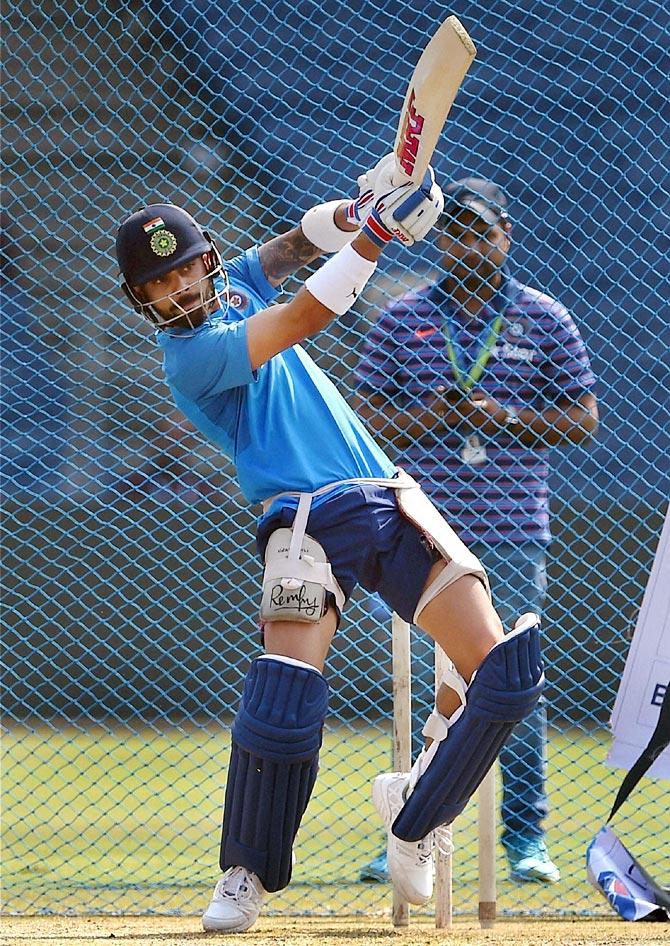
[444,312,503,393]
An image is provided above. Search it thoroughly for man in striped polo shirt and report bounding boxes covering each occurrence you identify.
[355,177,599,884]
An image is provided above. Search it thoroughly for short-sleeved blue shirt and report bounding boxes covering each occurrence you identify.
[157,248,395,504]
[355,274,596,545]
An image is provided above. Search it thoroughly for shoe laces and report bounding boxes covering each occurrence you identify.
[433,824,454,858]
[217,866,260,903]
[385,777,453,862]
[414,826,455,863]
[394,834,433,869]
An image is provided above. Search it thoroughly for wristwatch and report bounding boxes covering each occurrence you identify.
[504,406,521,428]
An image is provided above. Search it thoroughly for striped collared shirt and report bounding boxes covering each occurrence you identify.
[354,275,596,545]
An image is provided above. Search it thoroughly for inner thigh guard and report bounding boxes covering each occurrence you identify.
[219,656,329,891]
[392,616,544,842]
[393,472,490,619]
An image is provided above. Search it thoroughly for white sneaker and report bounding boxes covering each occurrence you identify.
[373,772,436,905]
[201,865,265,933]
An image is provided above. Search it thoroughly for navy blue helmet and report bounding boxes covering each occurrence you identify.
[116,203,224,327]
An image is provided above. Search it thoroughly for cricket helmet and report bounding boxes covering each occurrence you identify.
[116,203,224,326]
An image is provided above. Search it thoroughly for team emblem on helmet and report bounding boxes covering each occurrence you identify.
[150,229,178,257]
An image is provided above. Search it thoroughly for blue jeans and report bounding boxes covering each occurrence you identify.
[369,541,549,846]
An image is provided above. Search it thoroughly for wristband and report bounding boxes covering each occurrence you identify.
[362,208,395,248]
[304,243,377,316]
[301,200,356,254]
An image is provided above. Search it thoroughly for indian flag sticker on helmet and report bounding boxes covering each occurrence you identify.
[142,217,165,234]
[150,229,178,257]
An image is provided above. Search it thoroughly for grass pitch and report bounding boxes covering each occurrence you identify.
[1,720,668,920]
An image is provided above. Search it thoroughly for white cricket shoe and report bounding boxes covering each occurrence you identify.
[373,772,438,905]
[201,865,265,933]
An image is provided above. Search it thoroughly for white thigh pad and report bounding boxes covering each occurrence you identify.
[394,473,490,621]
[260,528,345,624]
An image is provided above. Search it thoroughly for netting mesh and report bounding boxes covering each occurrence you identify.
[2,0,668,918]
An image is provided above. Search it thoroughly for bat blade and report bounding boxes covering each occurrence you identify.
[393,16,476,185]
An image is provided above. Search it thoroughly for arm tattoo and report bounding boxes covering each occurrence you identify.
[258,227,322,285]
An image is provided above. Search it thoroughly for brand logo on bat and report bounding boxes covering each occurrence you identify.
[397,91,425,176]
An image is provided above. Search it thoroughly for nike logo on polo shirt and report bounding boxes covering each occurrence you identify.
[415,326,439,339]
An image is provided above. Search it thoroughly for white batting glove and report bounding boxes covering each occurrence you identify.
[345,153,397,226]
[345,188,374,227]
[363,165,444,247]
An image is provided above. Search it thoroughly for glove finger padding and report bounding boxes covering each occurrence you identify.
[360,159,443,247]
[382,167,444,245]
[350,153,397,227]
[356,152,397,197]
[346,189,374,227]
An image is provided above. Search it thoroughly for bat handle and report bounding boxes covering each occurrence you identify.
[392,165,432,189]
[392,167,412,187]
[391,167,434,222]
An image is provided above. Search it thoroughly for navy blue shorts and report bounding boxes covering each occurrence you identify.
[256,483,440,623]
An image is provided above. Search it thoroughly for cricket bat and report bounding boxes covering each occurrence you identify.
[393,16,476,185]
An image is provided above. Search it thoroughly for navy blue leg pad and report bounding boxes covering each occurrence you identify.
[219,657,329,892]
[393,620,545,842]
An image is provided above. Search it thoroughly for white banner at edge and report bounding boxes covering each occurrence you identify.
[607,502,670,780]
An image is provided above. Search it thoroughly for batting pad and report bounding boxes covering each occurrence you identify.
[392,617,544,842]
[219,656,329,892]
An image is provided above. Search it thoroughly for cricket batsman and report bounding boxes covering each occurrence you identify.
[115,153,544,932]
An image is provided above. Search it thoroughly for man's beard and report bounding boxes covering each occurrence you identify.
[445,256,500,297]
[169,296,209,320]
[166,280,219,326]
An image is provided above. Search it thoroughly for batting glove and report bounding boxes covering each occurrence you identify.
[345,152,397,226]
[363,165,444,247]
[345,188,374,227]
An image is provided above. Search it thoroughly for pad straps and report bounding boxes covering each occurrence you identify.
[408,665,469,793]
[287,492,312,564]
[261,469,417,514]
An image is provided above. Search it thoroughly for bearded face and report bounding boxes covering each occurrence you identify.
[437,208,511,300]
[130,250,227,330]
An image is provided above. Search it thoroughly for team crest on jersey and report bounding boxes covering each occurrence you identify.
[504,317,529,339]
[229,290,249,310]
[149,229,177,257]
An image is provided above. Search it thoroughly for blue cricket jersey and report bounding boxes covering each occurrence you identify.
[355,275,596,545]
[157,247,395,504]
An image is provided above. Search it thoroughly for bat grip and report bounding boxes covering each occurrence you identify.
[392,168,412,187]
[392,168,433,222]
